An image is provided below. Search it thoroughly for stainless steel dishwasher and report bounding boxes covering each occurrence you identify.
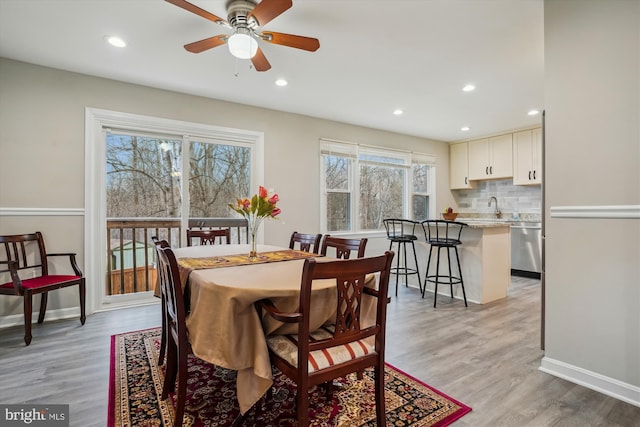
[510,222,542,277]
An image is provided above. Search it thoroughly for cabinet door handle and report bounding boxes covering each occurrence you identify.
[489,166,493,175]
[529,171,532,180]
[465,177,468,185]
[533,170,536,180]
[486,166,489,175]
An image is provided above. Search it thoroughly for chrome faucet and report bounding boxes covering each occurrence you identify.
[488,196,502,218]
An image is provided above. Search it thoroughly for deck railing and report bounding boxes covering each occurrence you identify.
[106,217,248,295]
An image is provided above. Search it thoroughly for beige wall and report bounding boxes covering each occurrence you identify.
[0,58,451,319]
[544,0,640,396]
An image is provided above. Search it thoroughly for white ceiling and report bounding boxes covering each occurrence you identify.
[0,0,544,142]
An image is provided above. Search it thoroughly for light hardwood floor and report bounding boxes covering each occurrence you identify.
[1,277,638,426]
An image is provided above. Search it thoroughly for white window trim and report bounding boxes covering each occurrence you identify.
[85,108,264,313]
[319,138,436,234]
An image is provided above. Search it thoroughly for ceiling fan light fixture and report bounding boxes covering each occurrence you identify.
[228,30,258,59]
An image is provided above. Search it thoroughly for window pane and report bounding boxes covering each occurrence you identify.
[106,133,182,217]
[327,192,350,232]
[189,141,250,218]
[324,155,349,190]
[359,164,404,230]
[413,163,429,193]
[413,195,429,221]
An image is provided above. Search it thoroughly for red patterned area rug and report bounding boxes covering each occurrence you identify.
[108,328,471,426]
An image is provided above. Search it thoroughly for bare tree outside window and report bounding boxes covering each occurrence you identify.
[324,155,351,231]
[359,164,404,230]
[189,140,251,218]
[106,134,182,218]
[412,163,430,221]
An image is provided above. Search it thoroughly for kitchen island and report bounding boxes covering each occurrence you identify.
[423,219,511,304]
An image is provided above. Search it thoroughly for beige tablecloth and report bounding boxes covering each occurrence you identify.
[173,244,376,415]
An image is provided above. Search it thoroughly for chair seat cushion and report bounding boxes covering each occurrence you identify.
[266,327,374,373]
[428,238,462,246]
[0,275,81,290]
[388,234,418,242]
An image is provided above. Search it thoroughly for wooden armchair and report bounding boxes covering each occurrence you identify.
[320,235,368,259]
[0,231,86,345]
[288,231,322,254]
[256,252,394,426]
[186,228,231,246]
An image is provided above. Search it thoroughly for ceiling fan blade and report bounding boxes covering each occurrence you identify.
[184,35,227,53]
[165,0,228,26]
[251,47,271,72]
[248,0,292,27]
[261,31,320,52]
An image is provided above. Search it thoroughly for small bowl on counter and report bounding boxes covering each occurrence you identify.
[442,212,458,221]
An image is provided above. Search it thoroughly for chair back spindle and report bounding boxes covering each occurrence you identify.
[320,235,367,259]
[289,231,323,254]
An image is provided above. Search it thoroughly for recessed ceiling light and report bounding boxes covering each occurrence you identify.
[393,109,404,116]
[275,78,288,87]
[528,109,540,116]
[462,84,475,92]
[105,35,126,48]
[461,126,470,131]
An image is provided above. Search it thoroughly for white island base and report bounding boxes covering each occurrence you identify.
[422,222,511,305]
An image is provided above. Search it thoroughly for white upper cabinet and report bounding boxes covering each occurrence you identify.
[468,134,513,180]
[513,128,542,185]
[450,142,475,189]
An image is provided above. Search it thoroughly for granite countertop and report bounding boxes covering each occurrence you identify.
[457,219,512,229]
[442,213,542,229]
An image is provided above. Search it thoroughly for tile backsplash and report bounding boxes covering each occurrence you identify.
[452,179,541,220]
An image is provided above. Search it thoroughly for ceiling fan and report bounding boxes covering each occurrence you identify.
[165,0,320,72]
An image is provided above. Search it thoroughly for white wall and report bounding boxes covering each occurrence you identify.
[0,58,450,319]
[542,0,640,405]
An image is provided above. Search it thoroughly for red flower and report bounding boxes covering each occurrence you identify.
[271,208,281,217]
[268,193,279,205]
[259,186,268,199]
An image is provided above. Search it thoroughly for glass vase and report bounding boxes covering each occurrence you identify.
[247,216,262,260]
[249,230,258,259]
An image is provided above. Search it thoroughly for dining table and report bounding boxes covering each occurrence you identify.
[171,243,377,415]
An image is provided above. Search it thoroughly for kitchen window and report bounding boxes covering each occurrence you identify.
[320,139,435,233]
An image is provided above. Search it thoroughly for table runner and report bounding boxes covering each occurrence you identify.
[177,249,316,270]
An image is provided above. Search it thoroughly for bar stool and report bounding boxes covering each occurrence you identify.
[421,220,468,307]
[383,219,422,296]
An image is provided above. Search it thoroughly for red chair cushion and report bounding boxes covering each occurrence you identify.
[0,275,81,290]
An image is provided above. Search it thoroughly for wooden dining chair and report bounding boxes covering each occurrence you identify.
[256,251,394,427]
[186,228,231,246]
[320,235,368,259]
[152,236,170,366]
[156,244,198,427]
[288,231,322,254]
[0,231,86,345]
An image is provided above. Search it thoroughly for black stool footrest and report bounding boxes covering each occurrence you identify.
[391,267,419,275]
[425,275,462,285]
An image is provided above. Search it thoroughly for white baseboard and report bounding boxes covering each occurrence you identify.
[539,356,640,407]
[0,307,82,329]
